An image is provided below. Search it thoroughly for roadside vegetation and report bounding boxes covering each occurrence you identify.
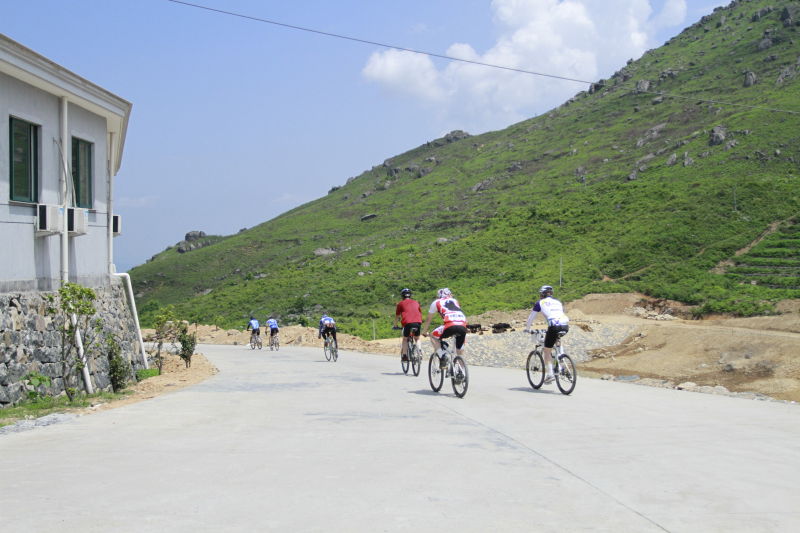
[129,0,800,339]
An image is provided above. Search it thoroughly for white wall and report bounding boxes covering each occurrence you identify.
[0,70,112,291]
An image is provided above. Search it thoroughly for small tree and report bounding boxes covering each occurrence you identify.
[47,283,102,401]
[177,322,197,368]
[152,306,178,374]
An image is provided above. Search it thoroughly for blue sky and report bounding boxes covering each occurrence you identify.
[2,0,726,270]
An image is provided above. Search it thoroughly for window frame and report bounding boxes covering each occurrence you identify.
[9,116,39,204]
[71,136,93,209]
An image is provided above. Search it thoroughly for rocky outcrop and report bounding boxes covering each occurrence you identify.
[709,126,727,146]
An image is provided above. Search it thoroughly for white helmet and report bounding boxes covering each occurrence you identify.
[437,288,452,299]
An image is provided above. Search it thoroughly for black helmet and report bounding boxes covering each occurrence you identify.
[539,285,554,298]
[400,288,412,298]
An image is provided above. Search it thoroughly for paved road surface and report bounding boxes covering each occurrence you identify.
[2,344,798,532]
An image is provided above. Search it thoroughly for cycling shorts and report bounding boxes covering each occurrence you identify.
[321,326,336,337]
[431,325,467,350]
[270,328,279,336]
[544,324,569,348]
[402,322,421,337]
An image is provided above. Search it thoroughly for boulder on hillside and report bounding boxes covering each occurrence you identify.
[360,214,377,222]
[185,230,206,242]
[635,79,651,93]
[743,71,758,87]
[709,126,727,146]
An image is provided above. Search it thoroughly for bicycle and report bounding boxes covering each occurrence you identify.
[526,329,576,395]
[395,326,423,376]
[428,339,469,398]
[250,331,262,350]
[323,334,338,362]
[269,333,280,351]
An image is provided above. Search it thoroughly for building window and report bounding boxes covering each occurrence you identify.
[71,137,93,208]
[9,117,39,203]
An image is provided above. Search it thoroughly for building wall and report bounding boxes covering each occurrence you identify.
[0,70,112,292]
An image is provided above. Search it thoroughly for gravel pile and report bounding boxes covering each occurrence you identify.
[464,322,637,369]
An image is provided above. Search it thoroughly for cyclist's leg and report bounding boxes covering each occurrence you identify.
[429,326,443,353]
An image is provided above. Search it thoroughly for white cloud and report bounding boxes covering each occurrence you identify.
[362,0,694,133]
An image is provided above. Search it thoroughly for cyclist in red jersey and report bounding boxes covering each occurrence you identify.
[422,288,468,369]
[393,288,422,362]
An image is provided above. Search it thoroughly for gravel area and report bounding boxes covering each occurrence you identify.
[0,413,78,435]
[465,322,637,369]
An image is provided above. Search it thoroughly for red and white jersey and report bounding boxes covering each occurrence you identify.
[429,297,467,328]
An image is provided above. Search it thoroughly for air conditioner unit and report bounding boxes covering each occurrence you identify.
[112,214,122,236]
[35,204,63,236]
[67,207,88,236]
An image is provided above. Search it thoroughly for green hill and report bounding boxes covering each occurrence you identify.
[130,0,800,338]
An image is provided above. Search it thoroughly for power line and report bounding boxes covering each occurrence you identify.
[165,0,799,116]
[164,0,594,84]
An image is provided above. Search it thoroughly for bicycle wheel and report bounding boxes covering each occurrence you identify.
[275,337,279,351]
[526,349,545,389]
[401,348,410,374]
[250,336,256,350]
[324,341,332,361]
[428,354,444,392]
[257,337,263,350]
[451,355,469,398]
[331,339,338,362]
[411,344,422,377]
[555,354,577,395]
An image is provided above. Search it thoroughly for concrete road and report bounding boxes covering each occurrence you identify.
[1,344,798,532]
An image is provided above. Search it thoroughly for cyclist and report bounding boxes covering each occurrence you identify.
[247,316,261,345]
[422,288,468,369]
[524,285,570,384]
[318,314,337,345]
[393,288,422,363]
[266,317,279,339]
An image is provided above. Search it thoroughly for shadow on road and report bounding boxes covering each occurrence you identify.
[508,387,559,395]
[408,389,443,396]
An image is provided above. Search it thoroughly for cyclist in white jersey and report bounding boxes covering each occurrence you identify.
[524,285,569,383]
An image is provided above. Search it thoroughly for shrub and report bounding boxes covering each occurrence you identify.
[106,336,131,392]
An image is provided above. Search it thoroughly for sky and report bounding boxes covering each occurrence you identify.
[2,0,726,271]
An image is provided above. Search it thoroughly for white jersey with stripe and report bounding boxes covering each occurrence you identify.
[526,297,569,328]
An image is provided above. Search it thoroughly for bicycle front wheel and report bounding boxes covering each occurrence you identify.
[428,354,443,392]
[451,355,469,398]
[555,354,577,395]
[526,349,545,389]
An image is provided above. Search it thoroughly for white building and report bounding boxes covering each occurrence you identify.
[0,33,132,292]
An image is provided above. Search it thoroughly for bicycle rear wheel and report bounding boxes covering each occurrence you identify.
[526,349,545,389]
[428,354,443,392]
[401,346,410,374]
[451,355,469,398]
[275,337,279,351]
[331,339,338,362]
[257,337,262,350]
[411,344,422,377]
[555,354,577,395]
[324,341,332,361]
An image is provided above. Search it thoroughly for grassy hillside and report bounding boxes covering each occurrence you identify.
[130,0,800,338]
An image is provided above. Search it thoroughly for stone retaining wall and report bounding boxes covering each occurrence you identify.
[0,277,146,406]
